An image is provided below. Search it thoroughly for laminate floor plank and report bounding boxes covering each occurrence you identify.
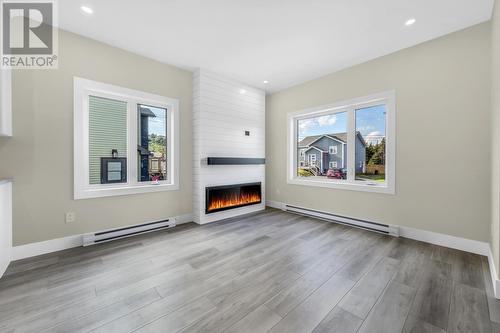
[312,307,363,333]
[267,274,356,333]
[1,208,496,333]
[402,314,446,333]
[95,296,216,333]
[338,256,400,319]
[409,260,452,330]
[357,281,416,333]
[448,283,491,333]
[224,304,282,333]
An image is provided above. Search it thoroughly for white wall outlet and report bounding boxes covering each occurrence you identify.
[65,212,76,223]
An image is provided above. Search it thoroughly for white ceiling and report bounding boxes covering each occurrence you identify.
[59,0,494,92]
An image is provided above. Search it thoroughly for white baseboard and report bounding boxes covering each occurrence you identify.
[398,226,490,256]
[174,213,194,225]
[266,200,286,210]
[266,200,500,299]
[11,213,194,261]
[0,257,10,279]
[488,246,500,299]
[12,235,82,261]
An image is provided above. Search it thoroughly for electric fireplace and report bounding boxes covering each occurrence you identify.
[205,182,262,214]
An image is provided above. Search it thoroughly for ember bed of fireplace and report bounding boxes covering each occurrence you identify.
[205,182,262,214]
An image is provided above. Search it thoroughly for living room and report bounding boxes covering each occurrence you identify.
[0,1,499,332]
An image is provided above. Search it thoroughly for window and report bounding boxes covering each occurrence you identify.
[74,77,180,199]
[329,146,337,154]
[287,91,395,194]
[138,104,167,182]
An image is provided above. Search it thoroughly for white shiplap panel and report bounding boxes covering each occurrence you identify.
[193,69,265,224]
[198,78,264,107]
[195,70,264,99]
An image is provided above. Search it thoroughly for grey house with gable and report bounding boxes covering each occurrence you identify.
[298,132,366,175]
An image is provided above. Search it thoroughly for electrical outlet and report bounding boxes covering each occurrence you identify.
[65,212,76,223]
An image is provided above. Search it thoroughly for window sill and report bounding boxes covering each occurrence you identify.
[287,177,395,194]
[74,182,179,200]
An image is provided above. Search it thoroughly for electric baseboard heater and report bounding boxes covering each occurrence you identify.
[83,219,175,246]
[284,204,399,236]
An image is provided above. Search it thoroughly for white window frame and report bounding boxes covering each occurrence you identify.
[287,90,395,194]
[329,146,337,154]
[329,161,337,169]
[74,77,180,199]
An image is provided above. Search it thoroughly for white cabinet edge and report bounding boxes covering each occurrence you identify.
[0,68,12,137]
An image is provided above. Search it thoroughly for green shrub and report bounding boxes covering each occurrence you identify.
[298,168,313,177]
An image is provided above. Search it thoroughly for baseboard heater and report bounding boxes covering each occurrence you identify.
[284,204,399,237]
[83,219,176,246]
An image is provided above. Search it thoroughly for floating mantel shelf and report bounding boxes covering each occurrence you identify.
[206,157,266,165]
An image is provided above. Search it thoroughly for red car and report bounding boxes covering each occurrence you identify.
[326,168,347,179]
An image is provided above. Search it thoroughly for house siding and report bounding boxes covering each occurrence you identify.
[300,134,366,174]
[88,96,128,185]
[355,135,366,173]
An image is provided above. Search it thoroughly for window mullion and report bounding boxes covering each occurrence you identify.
[347,107,355,183]
[128,99,138,185]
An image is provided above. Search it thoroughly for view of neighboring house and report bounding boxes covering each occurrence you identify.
[298,132,366,175]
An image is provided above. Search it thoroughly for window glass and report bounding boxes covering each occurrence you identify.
[355,105,386,183]
[137,104,167,182]
[297,111,348,180]
[88,95,128,185]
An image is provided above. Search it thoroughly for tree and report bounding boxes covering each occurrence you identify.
[365,143,376,163]
[149,134,166,154]
[368,138,385,165]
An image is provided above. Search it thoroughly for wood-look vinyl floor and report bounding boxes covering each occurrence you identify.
[1,208,498,333]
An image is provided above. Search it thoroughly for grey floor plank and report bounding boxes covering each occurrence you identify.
[224,304,282,333]
[402,314,446,333]
[46,288,161,333]
[265,249,349,317]
[267,274,355,333]
[312,307,363,333]
[452,251,485,290]
[448,283,491,333]
[0,209,495,333]
[357,281,416,333]
[338,256,400,319]
[124,297,216,333]
[180,266,300,333]
[409,260,452,330]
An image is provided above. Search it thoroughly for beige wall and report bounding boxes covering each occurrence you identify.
[266,23,491,242]
[492,0,500,274]
[0,30,193,246]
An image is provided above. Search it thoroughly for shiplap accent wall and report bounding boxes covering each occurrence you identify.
[192,69,265,224]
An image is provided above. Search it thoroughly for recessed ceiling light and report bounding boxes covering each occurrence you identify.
[263,80,269,84]
[405,18,416,26]
[81,6,93,14]
[239,89,246,94]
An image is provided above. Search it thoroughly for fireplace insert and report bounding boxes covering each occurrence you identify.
[205,182,262,214]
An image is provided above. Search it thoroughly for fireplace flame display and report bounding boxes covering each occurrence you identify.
[206,183,262,214]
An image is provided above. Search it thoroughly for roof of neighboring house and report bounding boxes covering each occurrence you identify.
[304,146,326,154]
[298,132,365,148]
[140,106,156,117]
